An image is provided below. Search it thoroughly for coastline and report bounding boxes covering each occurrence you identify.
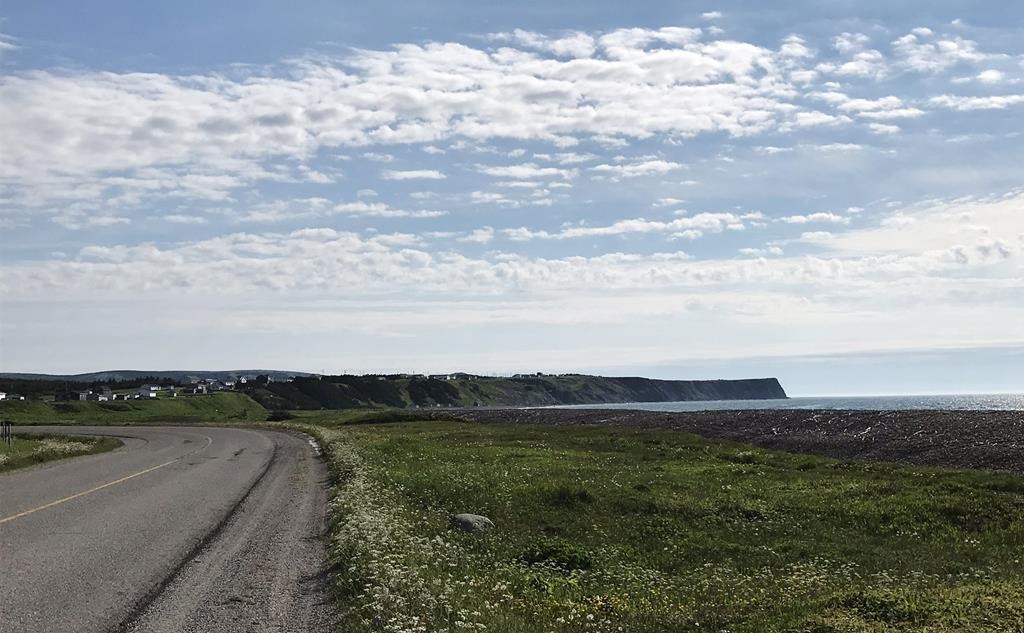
[449,407,1024,473]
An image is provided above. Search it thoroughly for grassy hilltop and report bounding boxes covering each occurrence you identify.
[0,392,266,424]
[248,374,786,410]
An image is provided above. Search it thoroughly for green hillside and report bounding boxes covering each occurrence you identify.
[0,392,267,424]
[246,374,786,410]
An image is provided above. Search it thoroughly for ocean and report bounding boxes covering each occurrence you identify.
[555,393,1024,412]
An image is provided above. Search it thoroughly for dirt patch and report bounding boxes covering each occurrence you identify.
[448,407,1024,473]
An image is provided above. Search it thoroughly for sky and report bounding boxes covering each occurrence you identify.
[1,1,1022,395]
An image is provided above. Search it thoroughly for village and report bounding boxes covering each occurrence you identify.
[52,377,254,402]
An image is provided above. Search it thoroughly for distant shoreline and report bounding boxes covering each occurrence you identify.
[449,407,1024,473]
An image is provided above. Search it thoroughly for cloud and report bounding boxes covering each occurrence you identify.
[834,96,925,119]
[833,33,871,55]
[930,94,1024,110]
[476,163,577,179]
[164,214,209,224]
[780,213,850,225]
[381,169,447,180]
[794,111,850,127]
[589,159,686,179]
[0,33,17,58]
[8,192,1018,304]
[976,69,1006,84]
[868,123,901,135]
[236,199,446,222]
[892,27,993,73]
[458,227,495,244]
[0,26,838,216]
[505,211,753,240]
[739,246,784,257]
[800,231,835,241]
[333,201,447,218]
[490,29,597,58]
[533,152,598,164]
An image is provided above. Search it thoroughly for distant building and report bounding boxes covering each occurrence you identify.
[138,385,159,399]
[0,392,5,401]
[3,393,25,401]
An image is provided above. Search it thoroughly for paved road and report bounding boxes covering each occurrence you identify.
[0,426,333,632]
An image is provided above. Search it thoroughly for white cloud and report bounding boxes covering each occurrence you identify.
[892,28,992,73]
[477,163,577,179]
[458,227,495,244]
[654,197,686,208]
[589,159,685,179]
[831,50,887,78]
[506,212,752,240]
[533,152,598,164]
[333,201,447,218]
[976,69,1006,84]
[164,214,209,224]
[381,169,447,180]
[739,246,784,257]
[833,33,871,55]
[824,95,925,121]
[794,111,850,127]
[491,29,597,58]
[800,231,835,241]
[929,94,1024,110]
[780,213,850,225]
[0,25,828,216]
[237,198,445,222]
[0,33,17,57]
[868,123,901,135]
[701,11,723,20]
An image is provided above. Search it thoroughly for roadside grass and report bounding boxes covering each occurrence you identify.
[0,433,122,473]
[0,392,267,424]
[300,419,1024,633]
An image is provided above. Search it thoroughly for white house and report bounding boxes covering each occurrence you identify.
[0,391,5,400]
[138,385,159,399]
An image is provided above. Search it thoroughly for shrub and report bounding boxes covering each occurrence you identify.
[519,539,594,571]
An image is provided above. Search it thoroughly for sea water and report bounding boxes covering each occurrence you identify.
[555,393,1024,412]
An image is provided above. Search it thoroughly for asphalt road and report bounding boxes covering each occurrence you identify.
[0,425,333,632]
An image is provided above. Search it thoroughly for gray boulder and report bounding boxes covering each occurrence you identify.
[450,513,495,534]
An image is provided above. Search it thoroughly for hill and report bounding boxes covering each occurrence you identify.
[0,392,267,424]
[0,369,309,383]
[245,374,787,410]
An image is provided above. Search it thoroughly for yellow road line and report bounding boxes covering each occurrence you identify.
[0,434,213,526]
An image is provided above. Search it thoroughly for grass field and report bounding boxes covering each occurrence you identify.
[300,417,1024,633]
[0,433,122,473]
[0,392,267,424]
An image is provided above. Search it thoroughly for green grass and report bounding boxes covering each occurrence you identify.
[0,433,122,472]
[300,419,1024,633]
[0,392,267,424]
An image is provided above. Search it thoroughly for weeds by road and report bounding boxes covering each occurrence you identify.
[300,417,1024,632]
[0,433,122,473]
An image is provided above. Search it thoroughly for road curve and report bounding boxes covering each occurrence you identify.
[0,425,333,633]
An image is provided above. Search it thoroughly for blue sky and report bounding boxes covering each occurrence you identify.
[1,1,1023,394]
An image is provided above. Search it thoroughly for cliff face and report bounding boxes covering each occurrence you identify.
[249,374,787,410]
